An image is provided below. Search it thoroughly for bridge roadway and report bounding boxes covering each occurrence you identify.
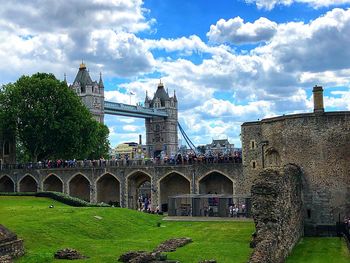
[0,161,245,211]
[104,101,168,118]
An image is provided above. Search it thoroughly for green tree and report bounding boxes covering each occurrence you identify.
[88,122,110,160]
[0,73,109,162]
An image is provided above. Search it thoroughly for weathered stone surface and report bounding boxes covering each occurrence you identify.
[0,225,24,260]
[118,251,147,262]
[0,255,13,263]
[242,111,350,227]
[118,251,170,263]
[54,248,88,260]
[248,165,303,263]
[119,237,192,263]
[154,238,192,252]
[0,225,17,244]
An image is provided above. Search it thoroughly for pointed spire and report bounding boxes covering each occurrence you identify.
[98,72,104,88]
[145,90,150,102]
[64,73,67,83]
[158,78,163,87]
[173,89,177,102]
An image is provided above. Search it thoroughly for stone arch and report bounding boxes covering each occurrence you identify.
[158,172,191,212]
[96,173,121,206]
[0,175,15,192]
[19,174,38,192]
[43,174,63,192]
[265,147,281,168]
[198,170,235,195]
[126,170,152,210]
[68,173,91,202]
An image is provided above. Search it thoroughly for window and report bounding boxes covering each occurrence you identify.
[251,160,256,169]
[307,209,311,219]
[4,141,10,155]
[250,140,256,149]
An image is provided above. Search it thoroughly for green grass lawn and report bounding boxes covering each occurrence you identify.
[286,237,350,263]
[0,196,254,263]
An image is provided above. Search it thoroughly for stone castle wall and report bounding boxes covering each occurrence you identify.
[0,162,245,210]
[249,164,303,263]
[242,111,350,226]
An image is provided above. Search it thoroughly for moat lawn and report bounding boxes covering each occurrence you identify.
[0,196,254,263]
[286,237,350,263]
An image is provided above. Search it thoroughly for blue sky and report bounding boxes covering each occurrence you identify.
[0,0,350,148]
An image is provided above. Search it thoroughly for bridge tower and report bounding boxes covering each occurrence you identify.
[145,81,178,158]
[70,62,104,123]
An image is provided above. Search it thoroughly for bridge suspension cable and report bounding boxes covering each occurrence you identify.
[177,122,197,153]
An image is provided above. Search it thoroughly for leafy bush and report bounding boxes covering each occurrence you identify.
[0,192,36,196]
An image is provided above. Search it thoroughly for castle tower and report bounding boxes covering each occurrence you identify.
[145,81,178,158]
[70,62,105,123]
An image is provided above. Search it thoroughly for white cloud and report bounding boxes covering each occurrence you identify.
[325,90,350,110]
[0,0,155,82]
[0,0,152,34]
[122,125,139,132]
[207,17,277,44]
[245,0,350,10]
[255,8,350,74]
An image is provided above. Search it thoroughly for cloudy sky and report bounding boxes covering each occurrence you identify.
[1,0,350,148]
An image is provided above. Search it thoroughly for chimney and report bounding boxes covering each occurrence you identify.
[312,85,324,113]
[139,134,142,145]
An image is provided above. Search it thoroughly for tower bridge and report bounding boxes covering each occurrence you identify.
[0,162,244,212]
[69,62,179,158]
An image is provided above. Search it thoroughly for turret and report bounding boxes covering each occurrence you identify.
[144,90,151,108]
[98,72,104,95]
[70,62,105,123]
[151,80,169,107]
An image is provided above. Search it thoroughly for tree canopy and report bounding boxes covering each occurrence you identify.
[0,73,109,162]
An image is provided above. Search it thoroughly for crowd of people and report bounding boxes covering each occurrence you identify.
[0,151,241,170]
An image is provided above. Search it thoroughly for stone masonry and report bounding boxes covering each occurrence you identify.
[0,162,244,211]
[249,164,303,263]
[0,225,24,260]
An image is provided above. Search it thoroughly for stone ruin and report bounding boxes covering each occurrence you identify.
[118,237,193,263]
[249,164,303,263]
[0,225,24,262]
[54,248,88,260]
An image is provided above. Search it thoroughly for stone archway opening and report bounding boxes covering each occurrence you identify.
[127,172,151,210]
[96,174,120,206]
[69,174,90,202]
[19,175,38,192]
[199,172,234,195]
[159,173,190,212]
[0,175,15,192]
[43,174,63,192]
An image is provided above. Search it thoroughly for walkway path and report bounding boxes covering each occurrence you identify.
[163,216,253,222]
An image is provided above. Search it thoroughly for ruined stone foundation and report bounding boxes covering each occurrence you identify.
[249,164,303,263]
[0,225,24,261]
